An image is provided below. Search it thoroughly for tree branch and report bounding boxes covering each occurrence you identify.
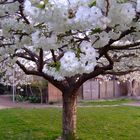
[14,52,34,61]
[105,0,110,16]
[110,41,140,50]
[16,60,41,76]
[98,27,136,58]
[38,48,44,72]
[104,69,140,76]
[23,47,39,61]
[19,3,30,24]
[16,60,67,92]
[50,49,57,63]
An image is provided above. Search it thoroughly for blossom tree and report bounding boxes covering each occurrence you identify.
[0,0,140,139]
[0,60,33,86]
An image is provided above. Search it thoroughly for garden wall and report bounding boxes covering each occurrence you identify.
[48,83,83,102]
[83,80,127,100]
[48,80,140,102]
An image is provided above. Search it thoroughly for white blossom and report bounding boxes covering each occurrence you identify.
[108,2,136,26]
[60,51,80,77]
[137,0,140,12]
[0,0,140,82]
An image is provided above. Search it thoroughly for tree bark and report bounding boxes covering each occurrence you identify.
[62,93,77,140]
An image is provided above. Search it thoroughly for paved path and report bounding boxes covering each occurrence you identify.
[0,95,62,109]
[0,95,140,109]
[123,102,140,107]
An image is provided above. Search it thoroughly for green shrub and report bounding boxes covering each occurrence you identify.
[28,95,41,103]
[15,95,26,102]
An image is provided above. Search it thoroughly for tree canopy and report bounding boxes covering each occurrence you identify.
[0,0,140,88]
[0,0,140,139]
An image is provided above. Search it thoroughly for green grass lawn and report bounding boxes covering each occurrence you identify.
[79,98,134,106]
[0,106,140,140]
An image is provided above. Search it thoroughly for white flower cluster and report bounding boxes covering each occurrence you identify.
[137,0,140,12]
[24,0,110,32]
[43,41,97,81]
[31,31,58,50]
[0,1,19,16]
[108,2,136,27]
[79,41,97,73]
[74,6,110,30]
[118,71,140,82]
[0,0,140,82]
[60,51,80,77]
[42,66,65,81]
[0,62,33,86]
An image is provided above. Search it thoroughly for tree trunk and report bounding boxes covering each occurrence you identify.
[62,93,77,140]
